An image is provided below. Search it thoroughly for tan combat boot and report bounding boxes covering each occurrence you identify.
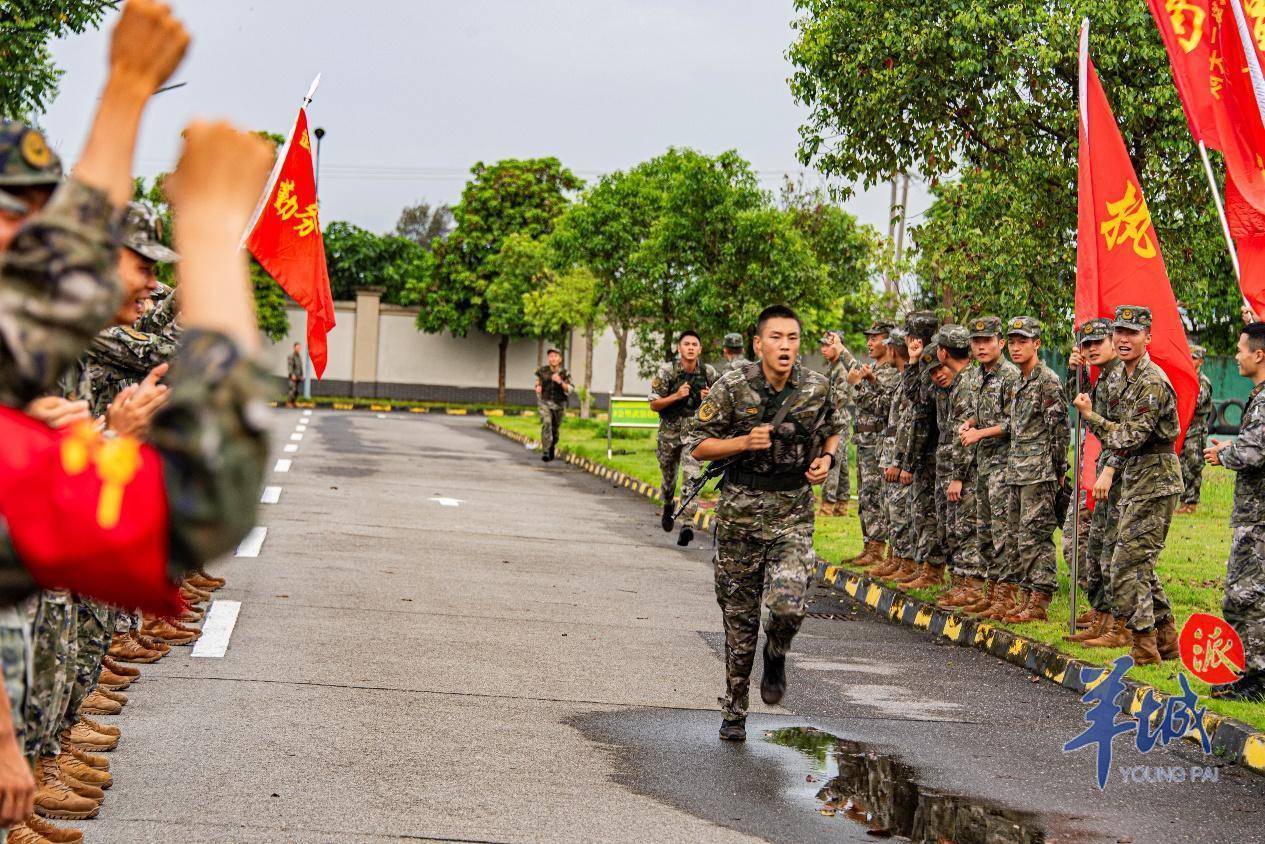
[8,820,58,844]
[133,631,170,654]
[1001,589,1033,623]
[178,604,205,623]
[1156,617,1180,661]
[56,752,111,790]
[24,813,84,843]
[1083,616,1130,648]
[1130,628,1162,666]
[141,618,197,645]
[867,549,900,577]
[943,577,984,609]
[198,568,226,587]
[63,723,117,752]
[817,500,835,517]
[108,634,161,664]
[186,571,223,591]
[895,561,927,585]
[77,717,119,739]
[101,655,139,679]
[96,666,132,691]
[960,581,995,615]
[34,759,98,821]
[1010,590,1051,622]
[1074,607,1097,629]
[835,500,849,517]
[56,766,104,803]
[907,564,945,589]
[935,574,964,607]
[1065,611,1109,643]
[96,687,127,707]
[883,557,917,582]
[979,583,1016,620]
[62,743,108,772]
[78,688,121,716]
[181,582,212,602]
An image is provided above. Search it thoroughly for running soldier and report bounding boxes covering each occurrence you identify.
[846,321,900,567]
[1177,344,1214,514]
[649,331,718,546]
[1205,322,1265,701]
[534,348,572,463]
[690,305,842,741]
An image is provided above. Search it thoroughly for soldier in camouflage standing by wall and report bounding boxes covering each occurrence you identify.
[846,321,900,567]
[867,330,914,579]
[818,330,857,517]
[534,347,572,463]
[1074,306,1181,665]
[1205,322,1265,701]
[286,342,304,407]
[689,306,842,742]
[1177,344,1214,514]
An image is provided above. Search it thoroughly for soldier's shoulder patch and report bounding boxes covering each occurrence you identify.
[698,399,719,423]
[121,326,150,342]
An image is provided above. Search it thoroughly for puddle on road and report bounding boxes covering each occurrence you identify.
[767,726,1048,843]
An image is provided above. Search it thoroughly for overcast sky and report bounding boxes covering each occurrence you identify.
[42,0,928,236]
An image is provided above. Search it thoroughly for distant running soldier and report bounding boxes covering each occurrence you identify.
[535,348,572,463]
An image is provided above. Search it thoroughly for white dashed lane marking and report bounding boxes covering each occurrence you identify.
[235,526,268,557]
[303,409,312,416]
[430,497,464,507]
[260,486,282,504]
[284,444,299,453]
[191,600,242,658]
[290,433,303,442]
[274,459,292,473]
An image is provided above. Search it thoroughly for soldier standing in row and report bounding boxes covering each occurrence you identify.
[818,330,856,516]
[846,322,900,567]
[1074,306,1181,664]
[720,333,750,373]
[867,330,915,578]
[893,311,944,587]
[649,331,718,546]
[1177,344,1214,514]
[690,305,842,741]
[1205,321,1265,701]
[534,348,572,463]
[286,342,304,408]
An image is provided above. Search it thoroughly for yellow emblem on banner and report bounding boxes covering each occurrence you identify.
[1101,181,1157,259]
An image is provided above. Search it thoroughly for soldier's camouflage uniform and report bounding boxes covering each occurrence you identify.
[688,362,842,721]
[944,360,983,579]
[854,359,901,542]
[649,359,718,522]
[721,354,751,374]
[1179,365,1214,506]
[1083,351,1179,632]
[0,606,27,756]
[287,347,304,404]
[899,359,944,567]
[23,591,76,760]
[1000,331,1068,595]
[972,345,1020,582]
[1217,380,1265,676]
[880,355,915,560]
[535,364,571,453]
[821,350,856,506]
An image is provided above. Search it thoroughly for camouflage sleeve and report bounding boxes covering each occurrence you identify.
[821,380,845,441]
[903,372,935,469]
[894,385,916,470]
[1066,363,1089,402]
[89,327,175,375]
[0,177,120,407]
[686,374,736,454]
[1221,395,1265,472]
[647,363,672,401]
[147,329,271,578]
[1045,372,1070,479]
[1193,377,1214,430]
[139,289,178,337]
[1084,381,1164,454]
[705,363,719,386]
[561,367,573,387]
[533,367,543,387]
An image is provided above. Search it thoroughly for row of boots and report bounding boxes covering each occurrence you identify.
[851,542,947,590]
[8,570,225,843]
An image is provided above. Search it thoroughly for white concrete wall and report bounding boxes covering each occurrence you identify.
[261,302,356,382]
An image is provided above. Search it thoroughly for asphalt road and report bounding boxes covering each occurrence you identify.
[81,410,1265,843]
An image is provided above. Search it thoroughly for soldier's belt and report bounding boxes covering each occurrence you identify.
[1122,440,1177,458]
[725,468,809,492]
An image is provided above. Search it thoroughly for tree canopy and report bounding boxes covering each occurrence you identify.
[395,200,453,249]
[1,1,117,118]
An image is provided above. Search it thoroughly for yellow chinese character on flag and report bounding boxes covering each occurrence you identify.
[299,131,311,151]
[294,202,319,237]
[1167,0,1207,53]
[274,179,299,221]
[1100,181,1158,259]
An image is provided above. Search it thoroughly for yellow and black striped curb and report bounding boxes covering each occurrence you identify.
[273,401,530,417]
[485,420,716,533]
[815,562,1265,778]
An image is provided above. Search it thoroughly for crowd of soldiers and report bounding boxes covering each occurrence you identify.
[0,2,276,840]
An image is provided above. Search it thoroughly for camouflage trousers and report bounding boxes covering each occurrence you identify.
[883,477,915,559]
[822,436,851,504]
[538,400,565,452]
[1061,488,1091,587]
[0,607,28,766]
[1004,481,1057,594]
[61,600,114,737]
[24,591,77,759]
[287,376,300,404]
[657,422,703,523]
[855,445,885,541]
[1105,494,1175,632]
[938,447,982,579]
[1224,524,1265,674]
[1179,431,1207,505]
[974,467,1011,581]
[911,459,945,566]
[713,522,815,721]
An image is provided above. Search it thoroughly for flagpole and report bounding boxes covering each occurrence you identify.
[1196,140,1254,317]
[1070,365,1082,637]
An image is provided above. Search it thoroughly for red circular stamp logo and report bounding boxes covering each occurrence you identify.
[1179,613,1246,685]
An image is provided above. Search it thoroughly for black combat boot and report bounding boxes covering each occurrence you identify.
[677,527,694,547]
[718,718,747,742]
[760,642,786,705]
[661,502,674,532]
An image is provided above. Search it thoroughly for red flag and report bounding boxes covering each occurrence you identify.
[1076,23,1199,476]
[1224,171,1265,313]
[245,108,335,377]
[1147,0,1222,148]
[0,408,183,617]
[1210,0,1265,214]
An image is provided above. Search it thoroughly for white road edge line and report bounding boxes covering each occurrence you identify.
[274,459,292,473]
[260,486,282,504]
[235,526,267,557]
[191,600,242,658]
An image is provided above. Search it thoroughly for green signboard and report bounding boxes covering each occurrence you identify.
[607,395,658,458]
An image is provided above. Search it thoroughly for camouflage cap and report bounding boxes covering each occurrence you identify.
[1113,305,1151,331]
[722,332,745,350]
[935,324,970,351]
[863,320,895,336]
[968,316,1003,339]
[1006,315,1042,339]
[819,329,842,345]
[1190,343,1207,360]
[921,341,944,369]
[904,310,940,339]
[1077,318,1113,344]
[121,202,179,263]
[884,327,907,347]
[0,120,63,188]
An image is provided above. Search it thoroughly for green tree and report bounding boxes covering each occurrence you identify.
[485,232,553,360]
[395,200,453,249]
[1,1,117,118]
[422,158,582,403]
[325,221,432,306]
[524,264,604,417]
[788,0,1239,351]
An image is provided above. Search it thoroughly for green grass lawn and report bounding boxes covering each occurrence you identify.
[494,413,1265,732]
